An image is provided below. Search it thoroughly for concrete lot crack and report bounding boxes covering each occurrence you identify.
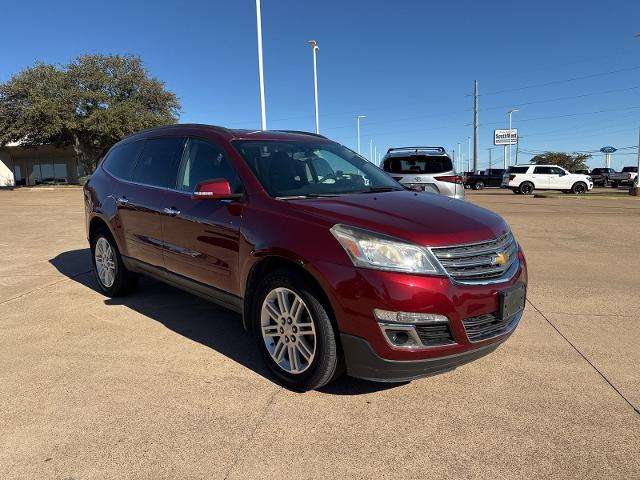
[222,387,281,480]
[527,299,640,416]
[0,270,92,306]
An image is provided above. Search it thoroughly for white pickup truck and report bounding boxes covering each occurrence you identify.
[609,166,638,187]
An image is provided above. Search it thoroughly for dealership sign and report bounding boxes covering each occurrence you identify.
[494,129,518,145]
[599,146,617,154]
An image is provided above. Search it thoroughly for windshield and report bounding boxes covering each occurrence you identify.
[233,140,402,197]
[383,155,453,174]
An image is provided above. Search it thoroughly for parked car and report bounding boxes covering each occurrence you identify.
[572,168,590,175]
[465,169,506,190]
[84,125,527,390]
[381,147,464,199]
[501,164,593,194]
[609,166,638,187]
[588,167,617,187]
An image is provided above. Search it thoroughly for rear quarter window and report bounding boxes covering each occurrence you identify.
[102,140,145,180]
[509,166,530,174]
[383,155,453,174]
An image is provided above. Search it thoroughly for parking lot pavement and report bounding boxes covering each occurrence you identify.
[1,187,638,480]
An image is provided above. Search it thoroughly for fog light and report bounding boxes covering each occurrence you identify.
[380,324,421,348]
[374,309,448,324]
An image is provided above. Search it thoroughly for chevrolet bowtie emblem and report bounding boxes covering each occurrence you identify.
[493,251,509,265]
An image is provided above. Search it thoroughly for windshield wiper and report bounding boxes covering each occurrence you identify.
[356,186,402,194]
[275,193,338,200]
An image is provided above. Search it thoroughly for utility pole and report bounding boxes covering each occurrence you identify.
[255,0,267,130]
[370,139,373,162]
[487,147,494,170]
[457,143,462,172]
[515,137,520,164]
[473,80,479,172]
[503,145,507,169]
[467,137,471,172]
[308,40,320,134]
[508,109,519,166]
[374,145,378,165]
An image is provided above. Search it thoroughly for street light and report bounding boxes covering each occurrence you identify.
[255,0,267,130]
[508,109,519,166]
[308,40,320,134]
[356,115,366,154]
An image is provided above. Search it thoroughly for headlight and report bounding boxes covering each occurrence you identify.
[330,224,443,274]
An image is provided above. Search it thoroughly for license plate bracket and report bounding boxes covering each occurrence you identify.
[498,283,526,321]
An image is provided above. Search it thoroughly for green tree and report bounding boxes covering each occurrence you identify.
[0,54,180,172]
[530,151,591,172]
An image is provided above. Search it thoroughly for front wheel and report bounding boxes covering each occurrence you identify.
[253,271,342,391]
[572,182,587,194]
[473,181,485,190]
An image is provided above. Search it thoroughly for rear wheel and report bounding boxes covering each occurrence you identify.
[473,181,485,190]
[610,181,618,188]
[90,228,138,296]
[572,182,587,194]
[518,182,534,195]
[253,271,341,391]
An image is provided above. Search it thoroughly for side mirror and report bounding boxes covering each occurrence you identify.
[193,178,242,200]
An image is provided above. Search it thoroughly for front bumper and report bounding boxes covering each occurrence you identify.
[341,325,515,382]
[312,251,528,379]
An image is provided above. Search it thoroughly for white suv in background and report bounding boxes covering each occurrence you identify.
[502,164,593,195]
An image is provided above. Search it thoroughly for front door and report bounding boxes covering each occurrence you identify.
[161,138,245,296]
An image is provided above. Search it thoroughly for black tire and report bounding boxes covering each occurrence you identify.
[518,182,534,195]
[512,189,521,194]
[90,227,138,297]
[252,270,342,391]
[473,181,485,190]
[571,182,587,194]
[610,182,618,188]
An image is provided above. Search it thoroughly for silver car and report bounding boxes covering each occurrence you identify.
[381,147,464,199]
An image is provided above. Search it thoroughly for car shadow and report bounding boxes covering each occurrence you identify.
[49,249,404,395]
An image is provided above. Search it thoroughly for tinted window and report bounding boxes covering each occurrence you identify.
[549,167,565,175]
[103,141,144,180]
[622,167,638,173]
[383,155,453,174]
[176,138,242,193]
[534,166,553,174]
[132,137,185,188]
[509,166,529,174]
[234,140,401,197]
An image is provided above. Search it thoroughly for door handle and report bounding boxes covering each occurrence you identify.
[163,207,181,217]
[116,196,129,206]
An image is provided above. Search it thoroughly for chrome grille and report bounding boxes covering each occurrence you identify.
[431,232,518,284]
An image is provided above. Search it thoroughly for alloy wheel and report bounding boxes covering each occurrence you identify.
[260,287,316,374]
[94,237,116,288]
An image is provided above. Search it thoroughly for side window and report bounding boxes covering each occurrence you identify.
[549,167,565,175]
[176,138,242,193]
[534,166,552,175]
[103,141,144,180]
[132,137,186,188]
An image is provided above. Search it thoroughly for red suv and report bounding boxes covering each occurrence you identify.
[84,125,527,390]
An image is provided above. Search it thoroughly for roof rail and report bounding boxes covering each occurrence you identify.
[387,146,446,154]
[274,130,328,139]
[121,123,233,140]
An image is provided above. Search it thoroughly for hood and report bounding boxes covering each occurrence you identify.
[287,191,509,247]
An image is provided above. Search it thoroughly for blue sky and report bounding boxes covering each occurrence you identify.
[1,0,639,170]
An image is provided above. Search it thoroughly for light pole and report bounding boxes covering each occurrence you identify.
[255,0,267,130]
[370,139,373,162]
[356,115,366,154]
[508,109,519,166]
[487,147,494,170]
[457,143,462,172]
[308,40,320,134]
[467,136,471,172]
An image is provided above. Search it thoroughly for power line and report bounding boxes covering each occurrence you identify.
[477,65,640,96]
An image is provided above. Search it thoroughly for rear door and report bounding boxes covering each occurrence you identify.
[161,137,245,296]
[532,166,552,189]
[117,136,186,268]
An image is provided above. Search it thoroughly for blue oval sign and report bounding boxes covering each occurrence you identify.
[600,146,617,153]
